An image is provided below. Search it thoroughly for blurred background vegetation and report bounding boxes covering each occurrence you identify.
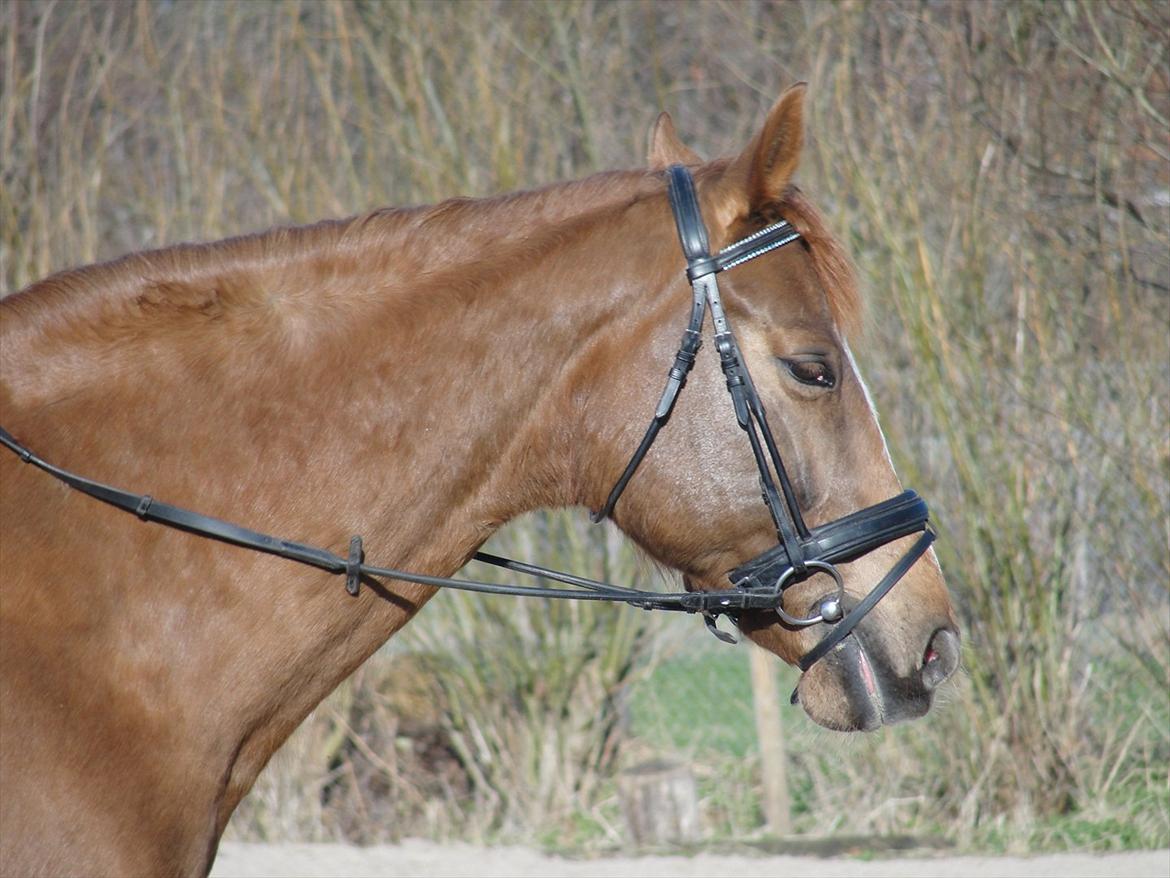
[2,0,1166,856]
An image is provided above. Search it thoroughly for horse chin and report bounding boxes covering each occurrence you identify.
[736,609,882,731]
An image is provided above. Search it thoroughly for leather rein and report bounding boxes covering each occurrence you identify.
[0,166,934,673]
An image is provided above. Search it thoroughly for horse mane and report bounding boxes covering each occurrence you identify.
[3,171,660,330]
[4,169,861,343]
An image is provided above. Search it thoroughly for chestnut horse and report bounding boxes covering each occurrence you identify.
[0,86,959,876]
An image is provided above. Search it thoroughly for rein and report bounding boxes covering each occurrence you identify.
[0,423,782,617]
[0,166,934,672]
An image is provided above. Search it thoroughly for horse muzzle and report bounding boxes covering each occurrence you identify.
[791,619,961,731]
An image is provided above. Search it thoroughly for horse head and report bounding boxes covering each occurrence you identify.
[580,85,960,731]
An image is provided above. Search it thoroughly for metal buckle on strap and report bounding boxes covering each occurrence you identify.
[345,535,364,596]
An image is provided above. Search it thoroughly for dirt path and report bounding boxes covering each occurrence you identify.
[210,841,1168,878]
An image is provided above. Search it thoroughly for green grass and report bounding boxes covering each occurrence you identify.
[628,644,761,760]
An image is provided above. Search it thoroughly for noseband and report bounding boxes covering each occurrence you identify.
[0,165,934,674]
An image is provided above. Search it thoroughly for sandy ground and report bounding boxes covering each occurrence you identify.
[210,841,1169,878]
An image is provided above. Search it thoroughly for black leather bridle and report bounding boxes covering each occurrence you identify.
[0,165,934,673]
[586,166,935,666]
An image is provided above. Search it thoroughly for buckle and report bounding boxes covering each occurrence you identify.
[345,535,364,596]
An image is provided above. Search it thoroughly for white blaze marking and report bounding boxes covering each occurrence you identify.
[843,339,897,474]
[844,339,944,572]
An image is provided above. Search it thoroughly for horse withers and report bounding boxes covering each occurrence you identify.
[0,85,959,876]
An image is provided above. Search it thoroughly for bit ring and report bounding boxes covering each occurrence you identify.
[773,561,846,628]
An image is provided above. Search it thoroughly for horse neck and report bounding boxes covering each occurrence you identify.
[4,171,669,561]
[0,174,686,853]
[2,171,678,806]
[310,174,674,552]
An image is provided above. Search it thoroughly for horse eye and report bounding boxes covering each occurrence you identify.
[783,359,836,389]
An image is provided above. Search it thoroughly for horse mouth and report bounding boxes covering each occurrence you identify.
[792,627,959,732]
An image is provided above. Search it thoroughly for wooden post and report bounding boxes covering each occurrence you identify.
[617,759,700,846]
[749,641,791,835]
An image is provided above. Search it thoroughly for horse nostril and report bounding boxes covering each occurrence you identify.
[921,627,960,691]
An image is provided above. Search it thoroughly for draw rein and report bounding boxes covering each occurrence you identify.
[0,166,934,673]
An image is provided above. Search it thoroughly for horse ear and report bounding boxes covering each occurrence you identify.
[719,83,807,218]
[647,111,701,169]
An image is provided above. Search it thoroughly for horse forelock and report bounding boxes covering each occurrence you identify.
[686,161,863,340]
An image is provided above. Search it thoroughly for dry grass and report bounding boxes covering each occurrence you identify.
[2,0,1167,853]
